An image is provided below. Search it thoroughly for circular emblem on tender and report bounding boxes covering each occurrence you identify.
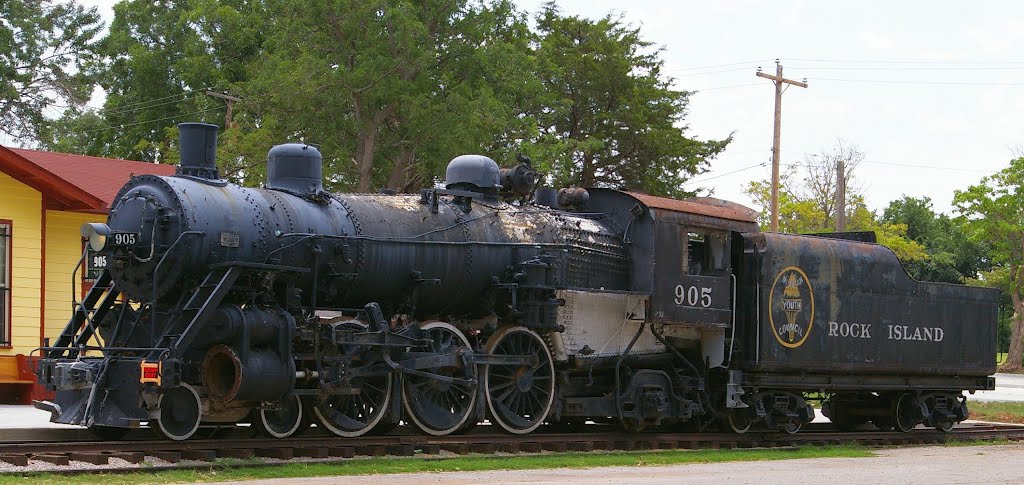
[768,266,815,349]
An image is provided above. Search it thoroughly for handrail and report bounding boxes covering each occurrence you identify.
[728,273,737,366]
[150,231,204,331]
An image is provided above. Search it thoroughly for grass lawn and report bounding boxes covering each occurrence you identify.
[969,401,1024,424]
[0,446,872,485]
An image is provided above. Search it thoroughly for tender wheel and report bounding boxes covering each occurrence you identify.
[402,321,478,436]
[782,420,802,435]
[255,393,305,439]
[894,393,920,433]
[935,419,955,433]
[154,384,202,441]
[728,411,754,434]
[484,326,555,435]
[313,321,394,437]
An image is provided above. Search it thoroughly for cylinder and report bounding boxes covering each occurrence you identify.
[177,122,219,179]
[202,345,294,402]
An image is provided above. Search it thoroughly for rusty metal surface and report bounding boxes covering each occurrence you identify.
[737,232,999,379]
[627,192,759,223]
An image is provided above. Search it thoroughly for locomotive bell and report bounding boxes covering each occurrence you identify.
[177,122,219,179]
[445,155,500,195]
[266,143,324,196]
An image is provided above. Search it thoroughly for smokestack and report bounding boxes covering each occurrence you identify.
[177,122,219,179]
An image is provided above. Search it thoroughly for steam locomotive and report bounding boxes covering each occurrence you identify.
[35,123,998,440]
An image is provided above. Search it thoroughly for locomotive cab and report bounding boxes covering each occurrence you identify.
[629,194,759,369]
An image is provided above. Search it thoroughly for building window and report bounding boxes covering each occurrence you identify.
[0,222,10,347]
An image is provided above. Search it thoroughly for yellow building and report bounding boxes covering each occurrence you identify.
[0,146,174,403]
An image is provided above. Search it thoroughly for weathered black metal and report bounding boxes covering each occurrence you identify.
[735,232,997,381]
[176,122,219,179]
[266,143,324,196]
[34,123,1000,441]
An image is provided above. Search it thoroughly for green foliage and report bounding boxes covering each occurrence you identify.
[744,157,928,264]
[531,2,728,198]
[42,0,266,162]
[882,196,990,283]
[36,0,726,196]
[245,0,539,192]
[0,0,103,141]
[954,157,1024,370]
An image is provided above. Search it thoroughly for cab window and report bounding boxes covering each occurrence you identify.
[687,231,728,275]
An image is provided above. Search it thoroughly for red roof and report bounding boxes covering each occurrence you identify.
[0,146,175,213]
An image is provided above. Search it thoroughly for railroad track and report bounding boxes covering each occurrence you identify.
[2,422,1022,473]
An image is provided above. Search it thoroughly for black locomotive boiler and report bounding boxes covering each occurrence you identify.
[35,123,998,440]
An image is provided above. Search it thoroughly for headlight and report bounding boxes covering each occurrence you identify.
[80,223,111,252]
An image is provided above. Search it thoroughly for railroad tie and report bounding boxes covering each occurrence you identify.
[294,447,329,458]
[182,449,217,461]
[613,440,636,451]
[0,454,28,466]
[355,445,386,457]
[519,442,542,453]
[327,447,355,458]
[217,449,255,459]
[385,445,415,457]
[567,442,594,452]
[256,448,293,460]
[417,444,441,455]
[469,443,496,454]
[34,454,70,466]
[541,442,567,453]
[70,452,108,465]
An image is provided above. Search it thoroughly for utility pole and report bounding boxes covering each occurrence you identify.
[836,159,846,232]
[205,91,242,128]
[756,60,807,232]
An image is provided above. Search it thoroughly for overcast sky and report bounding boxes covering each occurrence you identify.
[78,0,1024,216]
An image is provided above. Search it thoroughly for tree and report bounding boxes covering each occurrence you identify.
[743,145,928,264]
[954,157,1024,372]
[245,0,537,192]
[43,0,267,162]
[882,196,990,283]
[798,139,864,225]
[531,2,729,198]
[0,0,102,142]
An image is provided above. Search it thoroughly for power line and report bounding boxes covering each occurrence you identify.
[793,65,1024,71]
[811,77,1024,86]
[83,92,205,117]
[780,161,996,174]
[682,162,766,186]
[692,83,762,92]
[673,59,774,71]
[77,107,222,135]
[789,58,1024,65]
[673,66,758,76]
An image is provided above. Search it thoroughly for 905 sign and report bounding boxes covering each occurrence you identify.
[111,232,138,246]
[674,284,712,308]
